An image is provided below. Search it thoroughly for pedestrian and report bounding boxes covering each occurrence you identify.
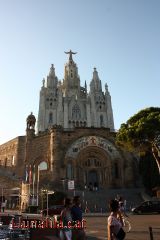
[118,197,128,217]
[85,206,89,213]
[59,197,73,240]
[119,201,128,217]
[71,196,86,240]
[1,202,5,212]
[94,182,98,191]
[123,199,127,212]
[108,199,126,240]
[89,182,93,191]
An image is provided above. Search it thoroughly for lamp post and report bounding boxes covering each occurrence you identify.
[1,188,3,212]
[46,190,54,218]
[41,189,47,212]
[1,187,3,202]
[61,178,65,192]
[41,189,54,218]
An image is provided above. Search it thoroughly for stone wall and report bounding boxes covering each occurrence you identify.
[0,126,139,196]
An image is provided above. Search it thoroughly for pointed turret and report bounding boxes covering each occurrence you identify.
[37,64,59,132]
[42,78,45,87]
[46,64,58,88]
[63,50,80,97]
[90,68,102,93]
[105,83,108,93]
[26,112,36,138]
[26,112,36,130]
[85,80,87,91]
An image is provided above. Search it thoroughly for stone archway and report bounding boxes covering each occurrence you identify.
[65,135,123,189]
[76,146,111,188]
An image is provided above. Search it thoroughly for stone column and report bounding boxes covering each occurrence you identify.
[64,98,68,128]
[86,102,91,127]
[50,126,63,183]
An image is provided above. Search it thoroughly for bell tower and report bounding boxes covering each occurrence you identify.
[37,64,59,133]
[89,68,114,129]
[26,112,36,138]
[63,50,80,97]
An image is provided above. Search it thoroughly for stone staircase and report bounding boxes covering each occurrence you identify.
[67,188,144,212]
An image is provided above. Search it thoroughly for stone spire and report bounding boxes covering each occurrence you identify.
[46,64,57,88]
[85,80,87,91]
[90,67,102,92]
[105,83,109,94]
[63,50,80,96]
[26,112,36,138]
[49,64,55,76]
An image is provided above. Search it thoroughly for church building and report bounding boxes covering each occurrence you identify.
[0,51,138,206]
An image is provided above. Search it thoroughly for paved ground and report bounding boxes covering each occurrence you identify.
[1,211,160,239]
[85,214,160,240]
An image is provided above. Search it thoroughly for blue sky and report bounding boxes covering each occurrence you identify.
[0,0,160,144]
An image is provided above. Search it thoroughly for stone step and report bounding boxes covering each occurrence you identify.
[67,188,144,212]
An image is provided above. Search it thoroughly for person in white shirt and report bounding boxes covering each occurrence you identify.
[60,198,72,240]
[108,199,125,240]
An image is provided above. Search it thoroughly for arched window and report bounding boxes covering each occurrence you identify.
[49,112,53,123]
[39,161,48,171]
[100,115,104,127]
[72,104,81,119]
[12,156,15,166]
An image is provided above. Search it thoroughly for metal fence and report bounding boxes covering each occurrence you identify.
[149,226,160,240]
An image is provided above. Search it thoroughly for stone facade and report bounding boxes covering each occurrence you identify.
[0,125,137,191]
[0,51,139,208]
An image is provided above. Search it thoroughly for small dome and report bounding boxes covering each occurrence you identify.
[26,112,36,130]
[27,112,36,122]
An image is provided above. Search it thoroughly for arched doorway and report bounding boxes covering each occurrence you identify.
[65,135,122,188]
[88,169,98,188]
[70,146,112,188]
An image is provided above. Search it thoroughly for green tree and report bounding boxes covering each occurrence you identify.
[116,107,160,174]
[138,151,160,190]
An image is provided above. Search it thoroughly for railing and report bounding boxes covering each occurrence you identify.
[149,226,160,240]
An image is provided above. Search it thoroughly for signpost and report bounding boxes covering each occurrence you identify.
[68,180,75,190]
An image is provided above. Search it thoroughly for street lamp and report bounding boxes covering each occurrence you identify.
[61,178,66,192]
[46,190,54,217]
[41,189,54,218]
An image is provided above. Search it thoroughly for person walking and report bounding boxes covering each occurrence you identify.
[60,198,73,240]
[1,202,5,212]
[71,196,86,240]
[108,199,126,240]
